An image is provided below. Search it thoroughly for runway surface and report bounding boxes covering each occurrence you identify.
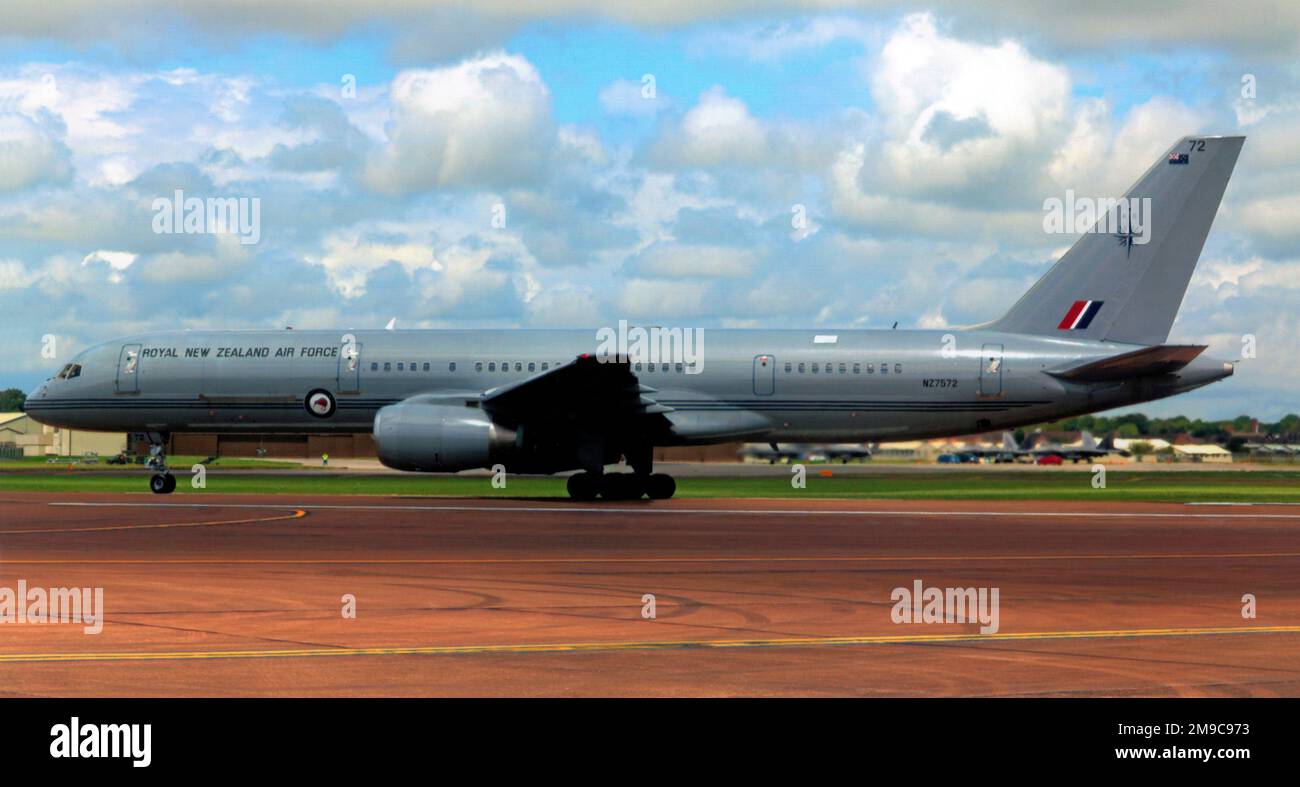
[2,492,1299,696]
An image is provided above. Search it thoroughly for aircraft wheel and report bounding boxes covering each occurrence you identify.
[599,473,644,500]
[645,473,676,500]
[150,473,175,495]
[567,472,599,501]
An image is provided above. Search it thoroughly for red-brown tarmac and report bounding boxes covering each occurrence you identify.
[2,492,1300,696]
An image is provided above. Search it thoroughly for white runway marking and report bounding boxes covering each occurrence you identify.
[45,501,1300,519]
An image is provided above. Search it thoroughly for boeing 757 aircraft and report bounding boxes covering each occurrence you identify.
[26,136,1243,499]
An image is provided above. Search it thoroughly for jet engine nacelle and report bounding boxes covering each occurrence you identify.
[373,398,516,472]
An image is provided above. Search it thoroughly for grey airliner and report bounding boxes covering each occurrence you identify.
[26,136,1244,499]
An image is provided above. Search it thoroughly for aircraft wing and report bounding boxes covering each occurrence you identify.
[480,354,672,429]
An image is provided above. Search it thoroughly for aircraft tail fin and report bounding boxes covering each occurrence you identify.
[986,135,1244,345]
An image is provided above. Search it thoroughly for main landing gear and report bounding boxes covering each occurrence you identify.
[566,471,676,501]
[565,441,675,501]
[145,432,176,495]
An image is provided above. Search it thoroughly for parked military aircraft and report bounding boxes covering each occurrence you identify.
[1022,430,1132,462]
[738,443,808,464]
[26,136,1242,499]
[960,432,1027,463]
[738,442,872,463]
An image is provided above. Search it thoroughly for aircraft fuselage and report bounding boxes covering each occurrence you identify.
[26,327,1231,443]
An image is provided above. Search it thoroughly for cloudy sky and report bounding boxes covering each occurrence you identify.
[1,1,1297,419]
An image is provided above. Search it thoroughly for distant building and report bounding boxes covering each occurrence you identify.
[0,412,127,458]
[1172,444,1233,463]
[874,440,961,461]
[1113,437,1172,452]
[1243,442,1300,460]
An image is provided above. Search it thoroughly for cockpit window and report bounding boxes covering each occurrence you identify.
[66,364,81,379]
[56,364,72,379]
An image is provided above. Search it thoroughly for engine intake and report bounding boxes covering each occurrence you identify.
[373,398,516,472]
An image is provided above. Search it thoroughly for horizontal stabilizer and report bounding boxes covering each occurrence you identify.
[1047,345,1207,382]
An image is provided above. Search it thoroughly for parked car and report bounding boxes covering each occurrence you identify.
[1036,455,1064,465]
[937,454,962,464]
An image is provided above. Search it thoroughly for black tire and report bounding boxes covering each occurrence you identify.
[598,473,642,500]
[567,472,599,501]
[163,473,177,493]
[150,473,171,494]
[645,473,676,500]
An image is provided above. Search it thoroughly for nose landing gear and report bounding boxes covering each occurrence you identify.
[144,432,176,495]
[149,472,176,494]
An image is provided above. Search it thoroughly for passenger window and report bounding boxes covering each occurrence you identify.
[839,363,846,374]
[811,363,819,373]
[515,362,522,372]
[881,363,888,375]
[661,364,669,372]
[634,363,642,371]
[397,363,404,371]
[853,363,861,374]
[675,363,683,373]
[449,362,456,372]
[528,362,535,372]
[371,362,378,371]
[894,363,902,374]
[541,363,549,370]
[423,363,430,372]
[784,362,792,373]
[475,362,483,372]
[798,363,805,373]
[867,364,874,374]
[488,362,496,372]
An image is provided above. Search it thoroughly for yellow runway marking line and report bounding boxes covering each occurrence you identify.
[2,549,1300,564]
[0,509,306,535]
[3,625,1300,663]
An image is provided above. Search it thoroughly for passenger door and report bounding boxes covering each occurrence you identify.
[338,341,362,394]
[116,343,141,393]
[979,344,1004,397]
[753,354,775,396]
